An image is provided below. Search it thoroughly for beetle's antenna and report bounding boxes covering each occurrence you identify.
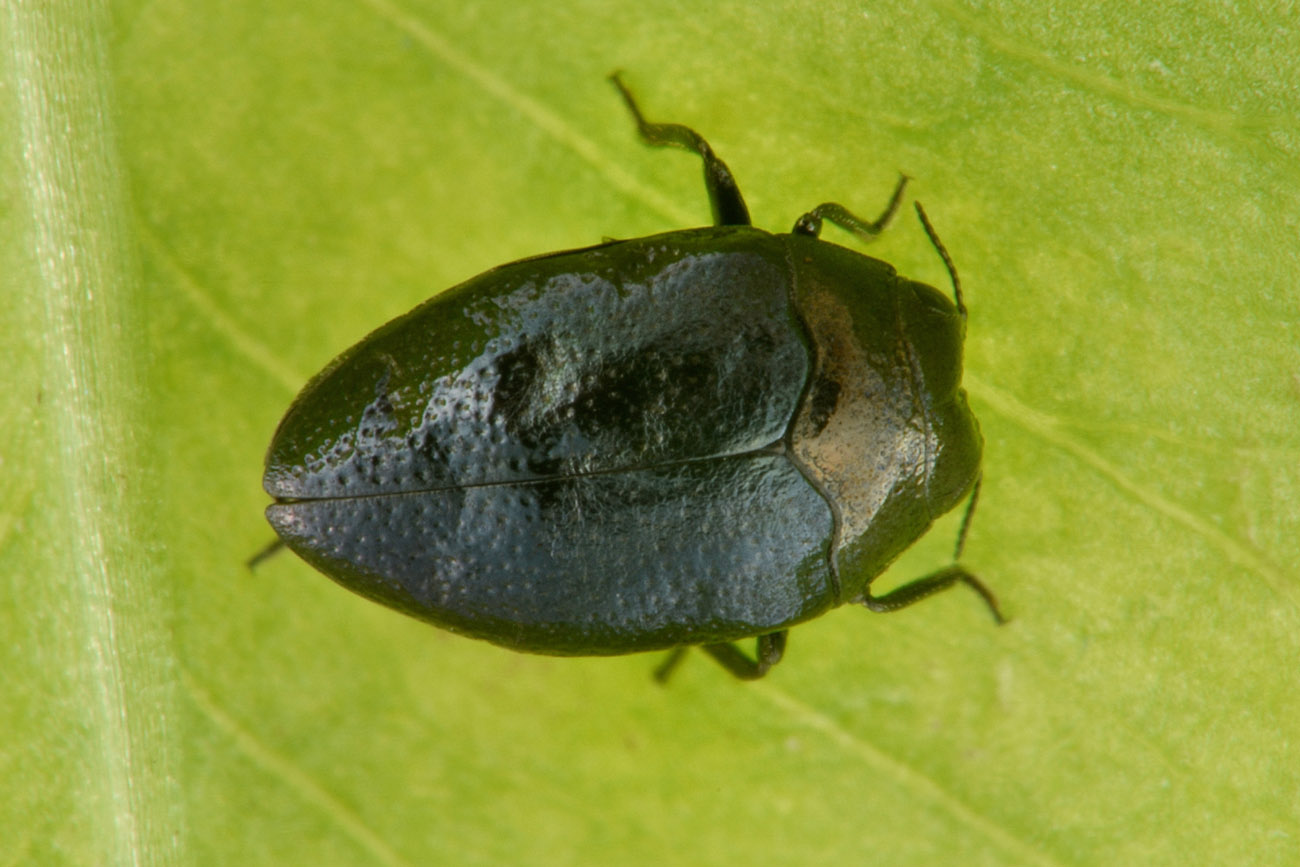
[914,202,964,319]
[953,474,981,561]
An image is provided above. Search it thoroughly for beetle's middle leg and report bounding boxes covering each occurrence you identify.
[654,631,788,683]
[609,72,751,228]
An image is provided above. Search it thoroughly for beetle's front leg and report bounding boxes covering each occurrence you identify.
[860,478,1005,623]
[861,565,1006,624]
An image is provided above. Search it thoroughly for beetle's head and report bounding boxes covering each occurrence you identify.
[896,278,983,519]
[786,235,982,588]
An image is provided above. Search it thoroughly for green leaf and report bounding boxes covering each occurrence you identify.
[4,0,1297,864]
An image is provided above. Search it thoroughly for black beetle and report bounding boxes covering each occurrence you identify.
[259,74,1004,680]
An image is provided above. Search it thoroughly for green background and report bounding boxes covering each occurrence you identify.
[4,1,1298,864]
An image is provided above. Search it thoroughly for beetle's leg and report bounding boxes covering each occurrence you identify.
[653,648,689,683]
[653,631,788,683]
[792,174,909,239]
[861,565,1004,624]
[246,538,286,569]
[702,631,788,681]
[609,72,751,227]
[860,481,1006,623]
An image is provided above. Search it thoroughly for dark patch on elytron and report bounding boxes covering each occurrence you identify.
[356,374,397,443]
[492,334,731,453]
[259,73,1003,682]
[806,375,841,436]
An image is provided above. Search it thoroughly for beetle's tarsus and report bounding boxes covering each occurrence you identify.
[609,71,751,227]
[962,572,1008,625]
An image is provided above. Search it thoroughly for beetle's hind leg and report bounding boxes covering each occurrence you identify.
[654,631,788,683]
[609,72,751,227]
[246,538,286,569]
[792,174,909,241]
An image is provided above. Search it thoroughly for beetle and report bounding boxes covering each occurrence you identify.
[259,73,1005,681]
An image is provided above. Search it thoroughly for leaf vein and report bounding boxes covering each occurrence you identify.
[971,374,1296,611]
[353,0,695,225]
[180,667,414,867]
[753,684,1067,867]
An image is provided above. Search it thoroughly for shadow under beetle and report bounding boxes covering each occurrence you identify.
[259,73,1005,681]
